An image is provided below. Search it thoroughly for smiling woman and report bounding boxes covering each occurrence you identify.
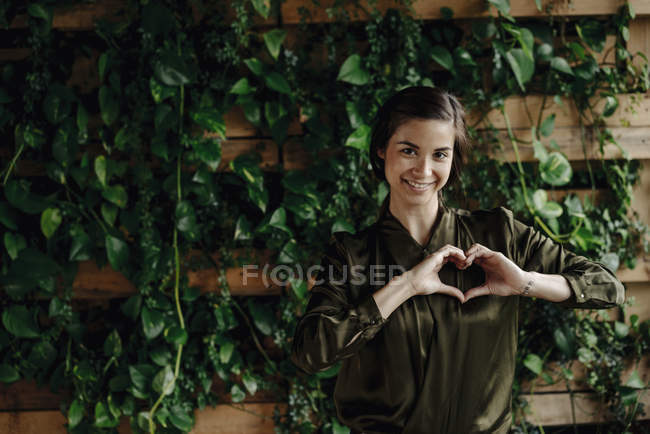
[290,86,625,434]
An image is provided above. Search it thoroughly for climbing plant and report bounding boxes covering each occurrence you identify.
[0,0,649,433]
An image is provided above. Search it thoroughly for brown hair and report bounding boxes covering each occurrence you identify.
[369,86,471,188]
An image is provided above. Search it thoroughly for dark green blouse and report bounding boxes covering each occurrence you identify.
[291,204,625,434]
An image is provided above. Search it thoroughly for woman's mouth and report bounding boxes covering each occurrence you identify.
[403,179,435,191]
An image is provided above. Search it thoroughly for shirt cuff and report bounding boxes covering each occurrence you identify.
[356,294,386,330]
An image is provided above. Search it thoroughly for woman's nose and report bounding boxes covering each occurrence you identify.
[413,156,433,175]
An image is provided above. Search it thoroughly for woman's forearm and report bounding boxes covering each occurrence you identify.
[372,274,415,319]
[520,271,572,303]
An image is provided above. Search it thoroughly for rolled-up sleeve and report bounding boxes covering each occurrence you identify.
[502,207,625,309]
[290,235,386,374]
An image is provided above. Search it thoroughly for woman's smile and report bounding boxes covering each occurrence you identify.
[402,178,436,192]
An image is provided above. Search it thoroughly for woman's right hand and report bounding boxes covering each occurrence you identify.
[404,244,466,303]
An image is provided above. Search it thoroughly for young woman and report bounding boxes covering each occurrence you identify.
[290,86,624,434]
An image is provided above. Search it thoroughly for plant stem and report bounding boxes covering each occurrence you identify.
[1,141,24,186]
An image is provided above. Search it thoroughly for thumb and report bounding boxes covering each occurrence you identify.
[463,285,491,303]
[436,284,465,304]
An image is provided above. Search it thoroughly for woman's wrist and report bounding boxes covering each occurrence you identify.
[517,271,572,302]
[372,272,415,319]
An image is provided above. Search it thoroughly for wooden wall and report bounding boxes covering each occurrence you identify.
[1,0,649,432]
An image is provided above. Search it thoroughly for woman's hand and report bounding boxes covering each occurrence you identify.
[462,243,529,302]
[404,244,467,303]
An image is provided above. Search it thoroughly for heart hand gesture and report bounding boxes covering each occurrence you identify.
[404,244,467,303]
[462,243,528,302]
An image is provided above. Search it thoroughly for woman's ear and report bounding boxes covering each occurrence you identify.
[377,147,386,160]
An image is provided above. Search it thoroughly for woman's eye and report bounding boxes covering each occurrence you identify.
[434,151,448,159]
[400,148,416,156]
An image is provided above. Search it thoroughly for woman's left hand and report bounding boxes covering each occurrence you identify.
[461,243,529,302]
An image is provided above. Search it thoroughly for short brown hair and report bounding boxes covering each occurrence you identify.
[369,86,470,187]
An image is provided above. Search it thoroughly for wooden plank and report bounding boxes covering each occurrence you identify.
[483,126,650,162]
[192,403,282,434]
[8,0,276,31]
[628,17,650,70]
[282,0,650,24]
[224,106,302,138]
[0,411,68,434]
[218,139,280,170]
[0,381,68,412]
[9,0,125,31]
[0,49,31,62]
[0,404,280,434]
[522,390,650,426]
[468,94,650,130]
[522,356,650,393]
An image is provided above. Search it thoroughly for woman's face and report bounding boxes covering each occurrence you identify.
[377,118,455,208]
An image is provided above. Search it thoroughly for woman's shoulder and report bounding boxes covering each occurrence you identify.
[328,224,378,262]
[449,205,516,224]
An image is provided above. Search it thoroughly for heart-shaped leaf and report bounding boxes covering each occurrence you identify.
[337,54,370,85]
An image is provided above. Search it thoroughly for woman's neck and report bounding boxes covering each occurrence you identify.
[388,196,440,247]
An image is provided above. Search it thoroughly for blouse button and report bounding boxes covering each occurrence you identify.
[580,294,585,298]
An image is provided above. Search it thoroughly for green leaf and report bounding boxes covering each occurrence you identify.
[40,207,62,239]
[99,86,119,126]
[175,200,199,239]
[614,321,629,338]
[251,0,270,18]
[532,189,563,219]
[564,195,585,218]
[0,364,20,383]
[553,328,573,358]
[191,138,222,171]
[263,29,287,60]
[0,202,18,230]
[540,114,556,137]
[4,232,26,260]
[288,276,308,300]
[5,181,48,214]
[121,295,142,320]
[264,72,291,94]
[142,307,165,340]
[95,402,118,428]
[150,347,172,367]
[337,54,370,85]
[104,329,122,357]
[101,203,118,226]
[149,77,177,103]
[246,299,274,335]
[523,353,543,375]
[230,384,245,402]
[550,57,573,76]
[152,365,175,395]
[331,220,355,234]
[626,370,646,389]
[164,326,188,346]
[576,20,606,52]
[102,185,128,208]
[68,399,83,428]
[243,58,264,76]
[191,108,226,137]
[344,124,371,152]
[219,340,235,364]
[105,234,129,271]
[599,252,620,273]
[454,47,476,66]
[98,52,109,83]
[154,104,173,132]
[230,77,255,95]
[43,85,72,124]
[532,137,549,163]
[505,48,534,91]
[169,405,194,432]
[129,364,155,395]
[431,46,453,70]
[234,216,253,241]
[242,372,258,395]
[2,305,40,338]
[487,0,510,16]
[154,52,194,86]
[540,152,572,186]
[264,101,288,129]
[603,95,619,117]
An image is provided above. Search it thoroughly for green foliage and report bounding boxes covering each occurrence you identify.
[0,1,648,433]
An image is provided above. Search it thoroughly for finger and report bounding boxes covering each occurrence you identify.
[463,285,491,303]
[437,284,465,303]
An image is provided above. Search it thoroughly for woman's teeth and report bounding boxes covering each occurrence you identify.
[404,179,433,189]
